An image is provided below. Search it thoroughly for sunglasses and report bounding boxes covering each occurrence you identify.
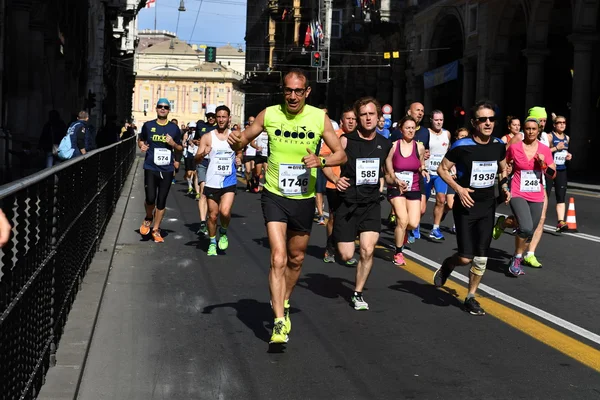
[156,105,170,110]
[474,116,497,123]
[283,87,307,96]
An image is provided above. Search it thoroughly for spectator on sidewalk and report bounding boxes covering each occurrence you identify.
[39,110,67,167]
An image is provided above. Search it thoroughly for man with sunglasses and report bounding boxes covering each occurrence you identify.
[195,107,218,236]
[138,98,183,243]
[434,100,510,316]
[227,68,346,344]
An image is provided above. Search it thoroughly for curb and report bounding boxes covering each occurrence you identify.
[39,157,140,400]
[568,182,600,193]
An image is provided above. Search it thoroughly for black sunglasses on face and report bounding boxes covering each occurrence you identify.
[157,105,170,110]
[474,116,497,123]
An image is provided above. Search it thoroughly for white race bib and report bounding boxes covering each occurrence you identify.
[187,143,199,156]
[428,154,444,175]
[520,170,540,192]
[215,150,234,176]
[279,164,310,195]
[154,148,172,166]
[356,158,380,185]
[554,150,567,166]
[469,161,497,188]
[395,171,413,190]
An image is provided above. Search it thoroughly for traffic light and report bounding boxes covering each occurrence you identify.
[311,51,322,68]
[205,46,216,62]
[454,106,465,118]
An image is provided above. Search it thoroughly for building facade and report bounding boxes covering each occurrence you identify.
[0,0,145,183]
[133,31,245,127]
[245,0,599,173]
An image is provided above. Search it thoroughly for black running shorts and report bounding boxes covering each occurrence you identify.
[333,201,381,243]
[326,188,342,213]
[261,189,315,233]
[203,185,236,203]
[453,198,496,259]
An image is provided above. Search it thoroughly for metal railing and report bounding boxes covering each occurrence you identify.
[0,136,137,400]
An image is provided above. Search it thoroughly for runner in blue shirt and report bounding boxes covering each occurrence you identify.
[138,98,183,243]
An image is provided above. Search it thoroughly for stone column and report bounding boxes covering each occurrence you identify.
[6,0,32,137]
[567,33,599,172]
[488,59,508,134]
[523,48,549,111]
[461,57,476,118]
[28,1,46,141]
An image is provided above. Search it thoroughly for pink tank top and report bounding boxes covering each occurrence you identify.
[391,140,421,192]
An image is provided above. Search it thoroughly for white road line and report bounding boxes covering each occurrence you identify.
[324,213,600,345]
[402,249,600,346]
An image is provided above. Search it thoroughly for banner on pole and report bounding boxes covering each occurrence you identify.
[423,60,459,89]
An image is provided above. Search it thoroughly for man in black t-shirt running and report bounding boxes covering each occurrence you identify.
[434,100,510,316]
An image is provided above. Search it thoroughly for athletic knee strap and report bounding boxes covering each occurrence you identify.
[469,256,487,276]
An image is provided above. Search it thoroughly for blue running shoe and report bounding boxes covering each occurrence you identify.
[412,225,421,240]
[407,230,416,244]
[508,256,523,277]
[429,227,445,241]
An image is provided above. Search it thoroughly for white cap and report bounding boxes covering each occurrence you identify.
[206,104,217,114]
[188,121,197,128]
[392,122,398,128]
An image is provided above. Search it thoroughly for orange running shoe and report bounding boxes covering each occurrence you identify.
[152,229,164,243]
[140,219,152,236]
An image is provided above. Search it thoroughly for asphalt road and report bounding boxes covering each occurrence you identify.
[76,167,600,400]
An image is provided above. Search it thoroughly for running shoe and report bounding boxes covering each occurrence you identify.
[195,193,200,200]
[207,243,217,256]
[450,224,456,234]
[269,320,289,344]
[171,178,176,185]
[556,220,568,233]
[140,219,152,236]
[412,226,421,240]
[218,234,229,250]
[197,222,208,236]
[433,259,454,288]
[492,215,506,240]
[187,187,194,194]
[508,256,523,277]
[284,305,291,334]
[407,230,416,244]
[351,294,369,310]
[317,215,325,225]
[393,252,406,266]
[523,254,542,268]
[464,297,485,316]
[151,229,164,243]
[429,227,445,241]
[323,251,335,263]
[346,258,358,266]
[387,214,396,228]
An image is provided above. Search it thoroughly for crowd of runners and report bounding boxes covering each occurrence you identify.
[136,68,573,344]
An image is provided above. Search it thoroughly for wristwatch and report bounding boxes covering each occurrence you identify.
[320,156,326,167]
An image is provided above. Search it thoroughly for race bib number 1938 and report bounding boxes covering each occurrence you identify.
[469,161,497,188]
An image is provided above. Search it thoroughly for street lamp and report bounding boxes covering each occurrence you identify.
[178,0,186,11]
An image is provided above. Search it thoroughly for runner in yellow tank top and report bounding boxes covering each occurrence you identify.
[228,69,346,345]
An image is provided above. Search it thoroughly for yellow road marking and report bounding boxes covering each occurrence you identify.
[391,249,600,372]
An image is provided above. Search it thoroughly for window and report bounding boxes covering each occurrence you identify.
[192,87,199,92]
[331,9,343,39]
[191,101,199,113]
[219,88,225,93]
[143,99,149,111]
[218,101,224,106]
[169,100,176,112]
[169,87,176,91]
[468,4,478,35]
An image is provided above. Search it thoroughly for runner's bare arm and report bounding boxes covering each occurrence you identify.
[438,157,461,193]
[323,135,347,183]
[320,115,347,167]
[384,142,398,186]
[194,133,212,163]
[229,110,265,150]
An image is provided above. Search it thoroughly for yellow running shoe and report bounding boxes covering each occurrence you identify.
[523,253,542,268]
[284,304,291,334]
[269,320,289,344]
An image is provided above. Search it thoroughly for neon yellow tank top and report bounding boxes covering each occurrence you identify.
[263,104,325,199]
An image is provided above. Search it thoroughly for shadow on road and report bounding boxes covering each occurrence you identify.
[388,280,463,310]
[296,273,355,301]
[202,299,274,343]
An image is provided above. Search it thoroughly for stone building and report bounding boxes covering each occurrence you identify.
[0,0,146,183]
[244,0,599,173]
[132,31,245,127]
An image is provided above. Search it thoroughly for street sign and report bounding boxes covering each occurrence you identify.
[382,104,392,114]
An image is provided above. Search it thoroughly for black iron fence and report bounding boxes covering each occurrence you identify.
[0,136,136,399]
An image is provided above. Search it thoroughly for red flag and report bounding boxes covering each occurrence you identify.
[303,25,312,47]
[145,0,156,8]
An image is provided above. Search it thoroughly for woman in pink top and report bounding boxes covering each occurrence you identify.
[385,116,429,266]
[505,118,556,276]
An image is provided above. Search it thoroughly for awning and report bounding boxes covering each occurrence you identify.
[424,60,459,89]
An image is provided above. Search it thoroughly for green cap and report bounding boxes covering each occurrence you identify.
[527,106,547,120]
